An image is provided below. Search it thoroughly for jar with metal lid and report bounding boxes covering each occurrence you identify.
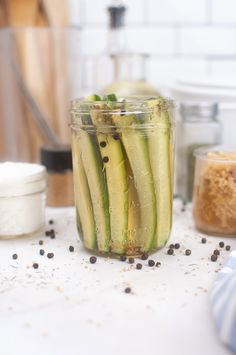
[40,145,74,207]
[176,102,221,203]
[0,162,46,238]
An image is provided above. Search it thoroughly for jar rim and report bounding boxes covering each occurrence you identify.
[194,146,236,163]
[70,95,175,113]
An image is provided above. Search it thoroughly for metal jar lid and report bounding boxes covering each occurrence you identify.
[40,145,73,172]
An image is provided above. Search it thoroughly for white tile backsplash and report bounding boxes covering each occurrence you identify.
[212,0,236,23]
[82,27,107,54]
[70,0,236,90]
[147,57,208,88]
[126,27,175,54]
[180,26,236,55]
[125,0,145,24]
[148,0,207,24]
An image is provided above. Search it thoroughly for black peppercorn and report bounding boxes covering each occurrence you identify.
[128,257,135,264]
[148,259,155,267]
[219,241,225,248]
[12,253,18,260]
[141,253,149,260]
[69,246,74,252]
[185,249,191,256]
[100,141,107,148]
[211,254,218,262]
[89,256,97,264]
[39,249,45,256]
[102,156,109,163]
[124,287,131,294]
[213,249,220,256]
[136,263,142,270]
[32,263,39,269]
[167,248,174,255]
[120,255,127,262]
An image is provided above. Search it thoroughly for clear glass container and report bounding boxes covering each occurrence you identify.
[193,146,236,236]
[70,96,175,256]
[0,27,82,162]
[40,145,74,207]
[0,162,46,238]
[102,3,159,96]
[176,102,221,203]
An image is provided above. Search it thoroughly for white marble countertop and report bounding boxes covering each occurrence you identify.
[0,200,235,355]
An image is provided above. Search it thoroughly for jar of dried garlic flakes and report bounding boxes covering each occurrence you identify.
[193,147,236,236]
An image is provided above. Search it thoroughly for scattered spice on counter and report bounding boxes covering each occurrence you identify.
[120,255,127,262]
[141,253,148,260]
[201,238,207,244]
[39,249,45,256]
[128,257,135,264]
[12,253,18,260]
[219,241,225,248]
[49,219,54,225]
[185,249,191,256]
[213,249,220,256]
[156,262,161,267]
[89,256,97,264]
[45,230,50,237]
[50,229,55,239]
[148,259,155,267]
[169,244,175,249]
[174,243,180,249]
[39,240,44,245]
[32,263,39,269]
[47,253,54,259]
[136,263,142,270]
[211,254,218,262]
[124,287,131,294]
[69,246,74,252]
[167,248,174,255]
[226,245,231,251]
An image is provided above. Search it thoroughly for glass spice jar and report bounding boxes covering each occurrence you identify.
[193,147,236,236]
[176,102,221,203]
[40,145,74,207]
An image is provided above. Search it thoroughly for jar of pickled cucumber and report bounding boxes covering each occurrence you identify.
[70,94,175,256]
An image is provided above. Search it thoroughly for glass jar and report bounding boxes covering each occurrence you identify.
[0,162,46,238]
[193,147,236,236]
[70,95,175,256]
[40,145,74,207]
[176,102,221,203]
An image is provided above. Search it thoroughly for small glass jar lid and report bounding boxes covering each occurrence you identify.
[0,162,46,197]
[194,146,236,162]
[40,145,73,172]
